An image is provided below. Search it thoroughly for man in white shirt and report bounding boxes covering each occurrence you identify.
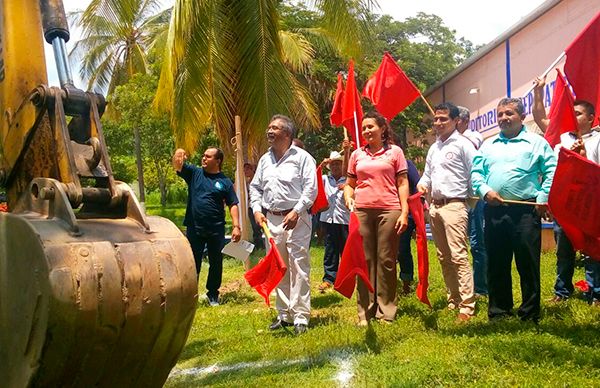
[417,102,478,322]
[318,151,350,293]
[457,106,488,298]
[249,114,317,334]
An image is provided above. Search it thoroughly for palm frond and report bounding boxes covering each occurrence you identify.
[310,0,376,58]
[278,30,314,74]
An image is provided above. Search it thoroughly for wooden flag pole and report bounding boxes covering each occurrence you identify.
[420,94,436,116]
[353,111,360,147]
[469,197,545,206]
[261,222,273,239]
[522,51,566,97]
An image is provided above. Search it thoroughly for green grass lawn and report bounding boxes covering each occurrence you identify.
[165,241,600,387]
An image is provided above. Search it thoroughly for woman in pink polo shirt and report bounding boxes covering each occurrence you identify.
[344,111,409,325]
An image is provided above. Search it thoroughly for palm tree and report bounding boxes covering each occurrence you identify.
[155,0,377,156]
[69,0,172,206]
[69,0,171,95]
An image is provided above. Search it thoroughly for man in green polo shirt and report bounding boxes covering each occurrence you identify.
[471,97,556,323]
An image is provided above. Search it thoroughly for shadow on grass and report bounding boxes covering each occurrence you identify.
[396,302,440,331]
[311,292,344,309]
[178,338,218,361]
[365,324,381,354]
[220,290,258,305]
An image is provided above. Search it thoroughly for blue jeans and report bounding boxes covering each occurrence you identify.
[397,215,416,282]
[322,222,348,284]
[554,223,600,301]
[469,200,488,295]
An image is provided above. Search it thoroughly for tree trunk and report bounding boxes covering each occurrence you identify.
[134,126,145,205]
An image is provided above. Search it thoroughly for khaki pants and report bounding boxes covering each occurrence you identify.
[266,211,312,325]
[355,208,401,321]
[429,201,475,315]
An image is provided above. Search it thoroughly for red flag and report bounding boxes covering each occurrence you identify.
[310,166,328,215]
[548,148,600,259]
[544,69,578,148]
[362,52,421,121]
[564,11,600,126]
[408,192,431,307]
[244,237,287,306]
[334,212,374,298]
[341,60,365,148]
[330,72,345,126]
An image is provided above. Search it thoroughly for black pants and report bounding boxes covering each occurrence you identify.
[248,207,265,249]
[186,226,225,298]
[485,203,541,321]
[397,215,416,282]
[322,222,349,284]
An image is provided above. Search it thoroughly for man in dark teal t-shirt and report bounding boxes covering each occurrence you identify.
[173,147,240,306]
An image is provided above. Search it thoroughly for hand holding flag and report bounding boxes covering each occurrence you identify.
[544,69,578,148]
[244,223,287,306]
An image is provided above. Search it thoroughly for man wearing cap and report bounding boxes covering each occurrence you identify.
[249,114,317,335]
[318,151,350,293]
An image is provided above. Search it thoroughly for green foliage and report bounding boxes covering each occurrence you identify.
[104,72,176,206]
[69,0,171,94]
[360,12,477,154]
[165,244,600,387]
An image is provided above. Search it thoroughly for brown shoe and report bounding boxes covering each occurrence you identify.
[402,280,412,295]
[591,300,600,307]
[318,281,332,293]
[456,313,471,323]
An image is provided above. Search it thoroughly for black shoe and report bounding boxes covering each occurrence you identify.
[269,319,293,330]
[294,323,308,335]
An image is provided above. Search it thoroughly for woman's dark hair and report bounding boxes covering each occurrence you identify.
[362,110,391,143]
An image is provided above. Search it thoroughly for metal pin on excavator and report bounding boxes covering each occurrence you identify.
[0,1,197,386]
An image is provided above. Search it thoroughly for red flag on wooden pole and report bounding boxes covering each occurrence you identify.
[362,52,421,121]
[564,11,600,126]
[362,52,421,120]
[548,148,600,259]
[408,192,431,307]
[334,212,374,298]
[244,225,287,306]
[544,69,578,148]
[330,72,345,127]
[341,60,365,148]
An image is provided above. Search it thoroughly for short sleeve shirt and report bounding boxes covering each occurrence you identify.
[347,144,407,209]
[178,164,238,231]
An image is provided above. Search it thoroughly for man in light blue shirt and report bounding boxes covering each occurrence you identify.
[471,97,556,323]
[318,151,350,293]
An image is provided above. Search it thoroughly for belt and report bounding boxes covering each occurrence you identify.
[268,209,293,216]
[431,197,466,206]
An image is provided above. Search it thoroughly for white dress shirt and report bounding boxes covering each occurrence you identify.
[319,174,350,225]
[462,129,484,150]
[418,130,478,200]
[249,145,317,214]
[554,131,599,158]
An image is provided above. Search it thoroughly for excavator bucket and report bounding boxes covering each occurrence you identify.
[0,1,198,385]
[0,179,197,387]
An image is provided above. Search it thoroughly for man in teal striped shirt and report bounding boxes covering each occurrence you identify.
[471,97,556,323]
